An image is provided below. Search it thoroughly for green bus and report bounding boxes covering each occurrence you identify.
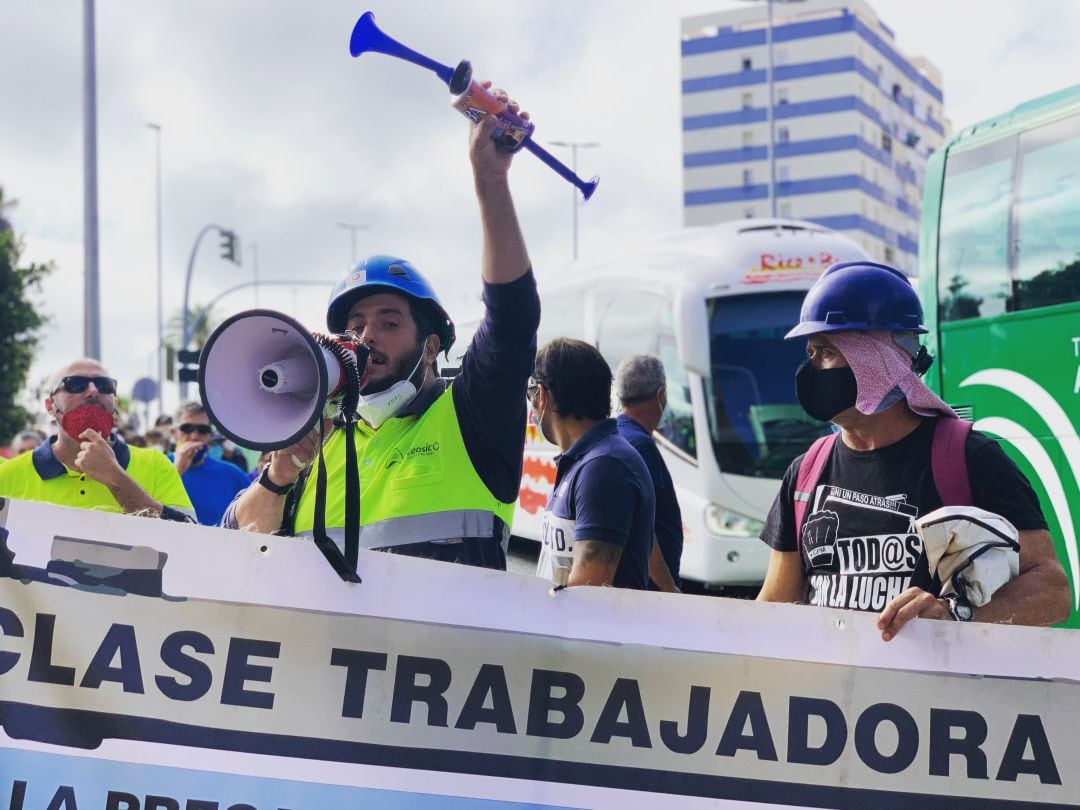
[918,84,1080,628]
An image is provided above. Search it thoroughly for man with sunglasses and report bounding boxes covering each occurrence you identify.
[170,401,251,526]
[0,358,194,521]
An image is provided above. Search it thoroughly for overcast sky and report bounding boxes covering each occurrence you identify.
[2,0,1078,424]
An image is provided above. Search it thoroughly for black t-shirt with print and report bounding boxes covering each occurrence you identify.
[761,418,1048,612]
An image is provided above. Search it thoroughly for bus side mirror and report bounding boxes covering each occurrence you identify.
[676,291,711,377]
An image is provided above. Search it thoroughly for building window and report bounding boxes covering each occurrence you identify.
[742,129,754,147]
[778,126,790,144]
[742,56,752,71]
[892,84,902,103]
[884,246,895,263]
[882,132,893,153]
[741,91,753,109]
[742,169,753,186]
[744,207,755,218]
[778,165,790,182]
[777,87,790,105]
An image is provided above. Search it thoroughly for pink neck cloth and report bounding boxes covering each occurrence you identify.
[825,331,957,419]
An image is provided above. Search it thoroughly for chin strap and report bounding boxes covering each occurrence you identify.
[309,335,366,583]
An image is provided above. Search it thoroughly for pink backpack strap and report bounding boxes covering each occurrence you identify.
[932,417,973,506]
[793,433,839,548]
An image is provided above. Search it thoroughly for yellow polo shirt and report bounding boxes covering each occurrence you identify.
[0,437,193,517]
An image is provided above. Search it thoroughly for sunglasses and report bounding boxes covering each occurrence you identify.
[51,375,118,396]
[177,423,213,436]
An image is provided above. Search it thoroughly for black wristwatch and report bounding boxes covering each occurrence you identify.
[257,464,295,496]
[944,593,974,622]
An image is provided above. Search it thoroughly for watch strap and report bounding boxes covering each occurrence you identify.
[258,464,295,496]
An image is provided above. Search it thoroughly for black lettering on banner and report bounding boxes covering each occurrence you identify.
[9,781,27,809]
[590,678,652,748]
[0,606,23,676]
[455,663,517,733]
[788,697,847,766]
[854,702,918,774]
[659,685,711,755]
[80,623,145,693]
[220,637,280,710]
[27,614,76,686]
[156,631,215,702]
[105,791,140,810]
[187,801,220,810]
[716,691,778,761]
[146,795,180,810]
[526,669,585,739]
[996,714,1062,785]
[391,655,452,727]
[45,786,77,810]
[227,805,257,810]
[331,648,389,719]
[929,708,988,779]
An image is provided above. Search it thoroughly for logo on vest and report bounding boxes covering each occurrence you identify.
[385,442,441,469]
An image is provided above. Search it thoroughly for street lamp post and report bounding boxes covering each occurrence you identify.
[146,122,163,419]
[336,222,369,267]
[83,0,101,359]
[549,141,599,262]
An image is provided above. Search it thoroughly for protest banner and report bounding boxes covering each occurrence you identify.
[0,497,1077,809]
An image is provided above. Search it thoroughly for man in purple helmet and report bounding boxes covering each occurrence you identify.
[226,94,539,571]
[756,261,1069,639]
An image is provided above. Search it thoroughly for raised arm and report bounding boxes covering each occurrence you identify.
[469,85,531,285]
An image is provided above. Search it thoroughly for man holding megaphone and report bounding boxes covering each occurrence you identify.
[225,92,539,572]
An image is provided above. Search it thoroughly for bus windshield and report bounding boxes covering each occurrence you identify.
[705,292,830,479]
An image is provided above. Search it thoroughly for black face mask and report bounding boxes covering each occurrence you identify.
[795,361,858,422]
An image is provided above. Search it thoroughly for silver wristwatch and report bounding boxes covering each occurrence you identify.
[944,593,974,622]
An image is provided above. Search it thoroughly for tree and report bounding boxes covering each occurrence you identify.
[0,188,53,443]
[164,302,220,351]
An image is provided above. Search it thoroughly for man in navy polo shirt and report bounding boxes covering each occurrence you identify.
[615,354,683,593]
[530,338,654,590]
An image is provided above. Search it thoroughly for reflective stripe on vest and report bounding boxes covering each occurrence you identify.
[299,509,498,550]
[293,385,516,542]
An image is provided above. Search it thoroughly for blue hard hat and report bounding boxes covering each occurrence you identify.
[326,255,456,353]
[784,260,926,340]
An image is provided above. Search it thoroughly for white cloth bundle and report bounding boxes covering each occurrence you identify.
[916,506,1021,607]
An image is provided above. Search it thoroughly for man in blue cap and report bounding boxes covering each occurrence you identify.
[756,261,1069,639]
[226,95,539,571]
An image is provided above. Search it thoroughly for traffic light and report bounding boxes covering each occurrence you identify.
[219,229,241,265]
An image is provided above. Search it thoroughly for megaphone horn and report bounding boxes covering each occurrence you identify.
[199,309,367,452]
[349,11,456,86]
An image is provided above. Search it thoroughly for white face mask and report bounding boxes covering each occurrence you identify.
[356,346,427,429]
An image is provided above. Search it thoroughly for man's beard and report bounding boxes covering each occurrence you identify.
[360,342,426,396]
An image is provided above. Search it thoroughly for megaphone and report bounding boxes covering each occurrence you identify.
[198,309,367,451]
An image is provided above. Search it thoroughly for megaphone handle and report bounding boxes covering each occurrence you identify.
[523,140,600,201]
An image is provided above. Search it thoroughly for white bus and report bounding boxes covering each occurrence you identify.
[453,219,869,587]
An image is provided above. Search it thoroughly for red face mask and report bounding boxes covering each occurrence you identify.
[59,405,115,440]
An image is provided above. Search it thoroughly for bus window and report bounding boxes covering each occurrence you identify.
[706,292,829,478]
[594,290,667,369]
[937,137,1015,321]
[537,292,585,347]
[657,336,696,459]
[1013,112,1080,311]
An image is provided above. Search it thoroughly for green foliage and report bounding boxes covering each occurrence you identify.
[0,188,53,443]
[164,302,220,351]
